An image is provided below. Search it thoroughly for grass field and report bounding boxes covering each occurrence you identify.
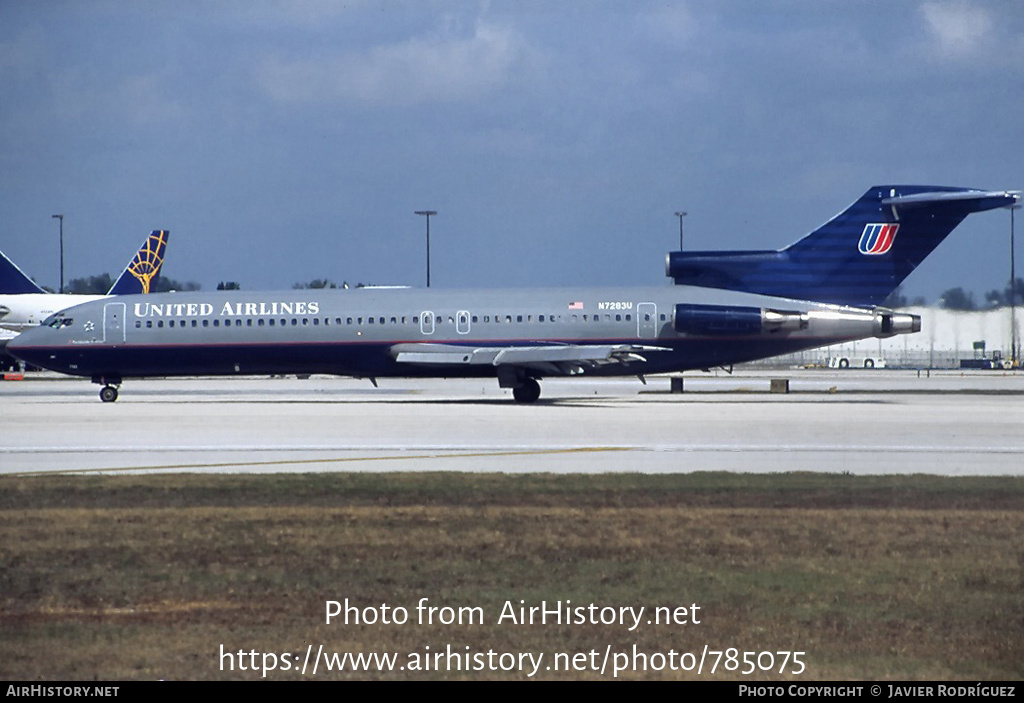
[1,472,1021,680]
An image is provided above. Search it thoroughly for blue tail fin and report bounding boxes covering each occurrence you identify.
[107,230,169,295]
[667,186,1020,306]
[0,249,47,294]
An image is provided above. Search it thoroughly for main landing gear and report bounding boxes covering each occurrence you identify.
[498,367,543,403]
[511,377,541,404]
[93,375,122,403]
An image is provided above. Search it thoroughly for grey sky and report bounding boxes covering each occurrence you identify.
[2,1,1021,302]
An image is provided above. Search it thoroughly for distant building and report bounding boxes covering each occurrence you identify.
[753,307,1023,369]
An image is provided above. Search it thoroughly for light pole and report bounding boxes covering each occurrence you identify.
[674,211,687,250]
[415,210,437,287]
[1011,204,1021,365]
[52,214,64,293]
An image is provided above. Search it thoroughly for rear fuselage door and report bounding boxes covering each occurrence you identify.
[637,302,657,338]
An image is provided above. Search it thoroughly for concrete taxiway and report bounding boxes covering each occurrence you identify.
[2,370,1023,476]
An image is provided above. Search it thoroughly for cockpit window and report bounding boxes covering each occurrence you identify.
[44,314,73,328]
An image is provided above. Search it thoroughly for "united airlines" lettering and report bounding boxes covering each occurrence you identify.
[133,301,321,318]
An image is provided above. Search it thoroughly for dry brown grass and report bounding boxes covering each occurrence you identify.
[0,473,1021,680]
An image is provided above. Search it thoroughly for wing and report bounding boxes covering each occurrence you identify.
[390,342,669,376]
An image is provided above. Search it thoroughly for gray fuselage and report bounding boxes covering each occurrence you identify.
[9,285,915,388]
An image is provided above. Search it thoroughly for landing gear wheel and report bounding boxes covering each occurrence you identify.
[512,378,541,403]
[99,385,119,403]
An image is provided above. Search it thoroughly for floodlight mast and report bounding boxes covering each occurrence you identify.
[1011,203,1021,365]
[415,210,437,287]
[52,214,64,293]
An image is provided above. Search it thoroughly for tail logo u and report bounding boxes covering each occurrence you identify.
[858,223,899,255]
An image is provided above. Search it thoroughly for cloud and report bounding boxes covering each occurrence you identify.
[634,5,697,44]
[258,20,527,106]
[920,1,993,56]
[116,74,189,127]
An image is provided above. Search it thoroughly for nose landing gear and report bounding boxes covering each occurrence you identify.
[99,385,119,403]
[93,375,123,403]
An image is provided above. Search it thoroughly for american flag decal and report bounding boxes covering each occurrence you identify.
[568,301,584,310]
[858,223,899,255]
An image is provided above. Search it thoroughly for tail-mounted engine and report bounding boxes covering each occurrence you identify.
[674,304,809,335]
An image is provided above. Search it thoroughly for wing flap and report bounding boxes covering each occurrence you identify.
[390,342,668,374]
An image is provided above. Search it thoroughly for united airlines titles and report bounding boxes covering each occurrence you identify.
[133,301,321,318]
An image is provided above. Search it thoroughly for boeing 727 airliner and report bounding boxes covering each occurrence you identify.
[8,186,1019,402]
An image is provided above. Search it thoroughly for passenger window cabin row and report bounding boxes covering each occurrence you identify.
[132,312,669,330]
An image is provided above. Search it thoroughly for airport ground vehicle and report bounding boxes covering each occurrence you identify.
[827,355,886,369]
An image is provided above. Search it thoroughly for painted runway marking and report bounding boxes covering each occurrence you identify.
[6,443,1024,454]
[2,446,632,476]
[4,443,1022,476]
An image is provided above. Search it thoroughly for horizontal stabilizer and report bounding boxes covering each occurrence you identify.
[882,190,1020,209]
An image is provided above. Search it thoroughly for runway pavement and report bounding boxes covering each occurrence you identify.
[3,370,1023,476]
